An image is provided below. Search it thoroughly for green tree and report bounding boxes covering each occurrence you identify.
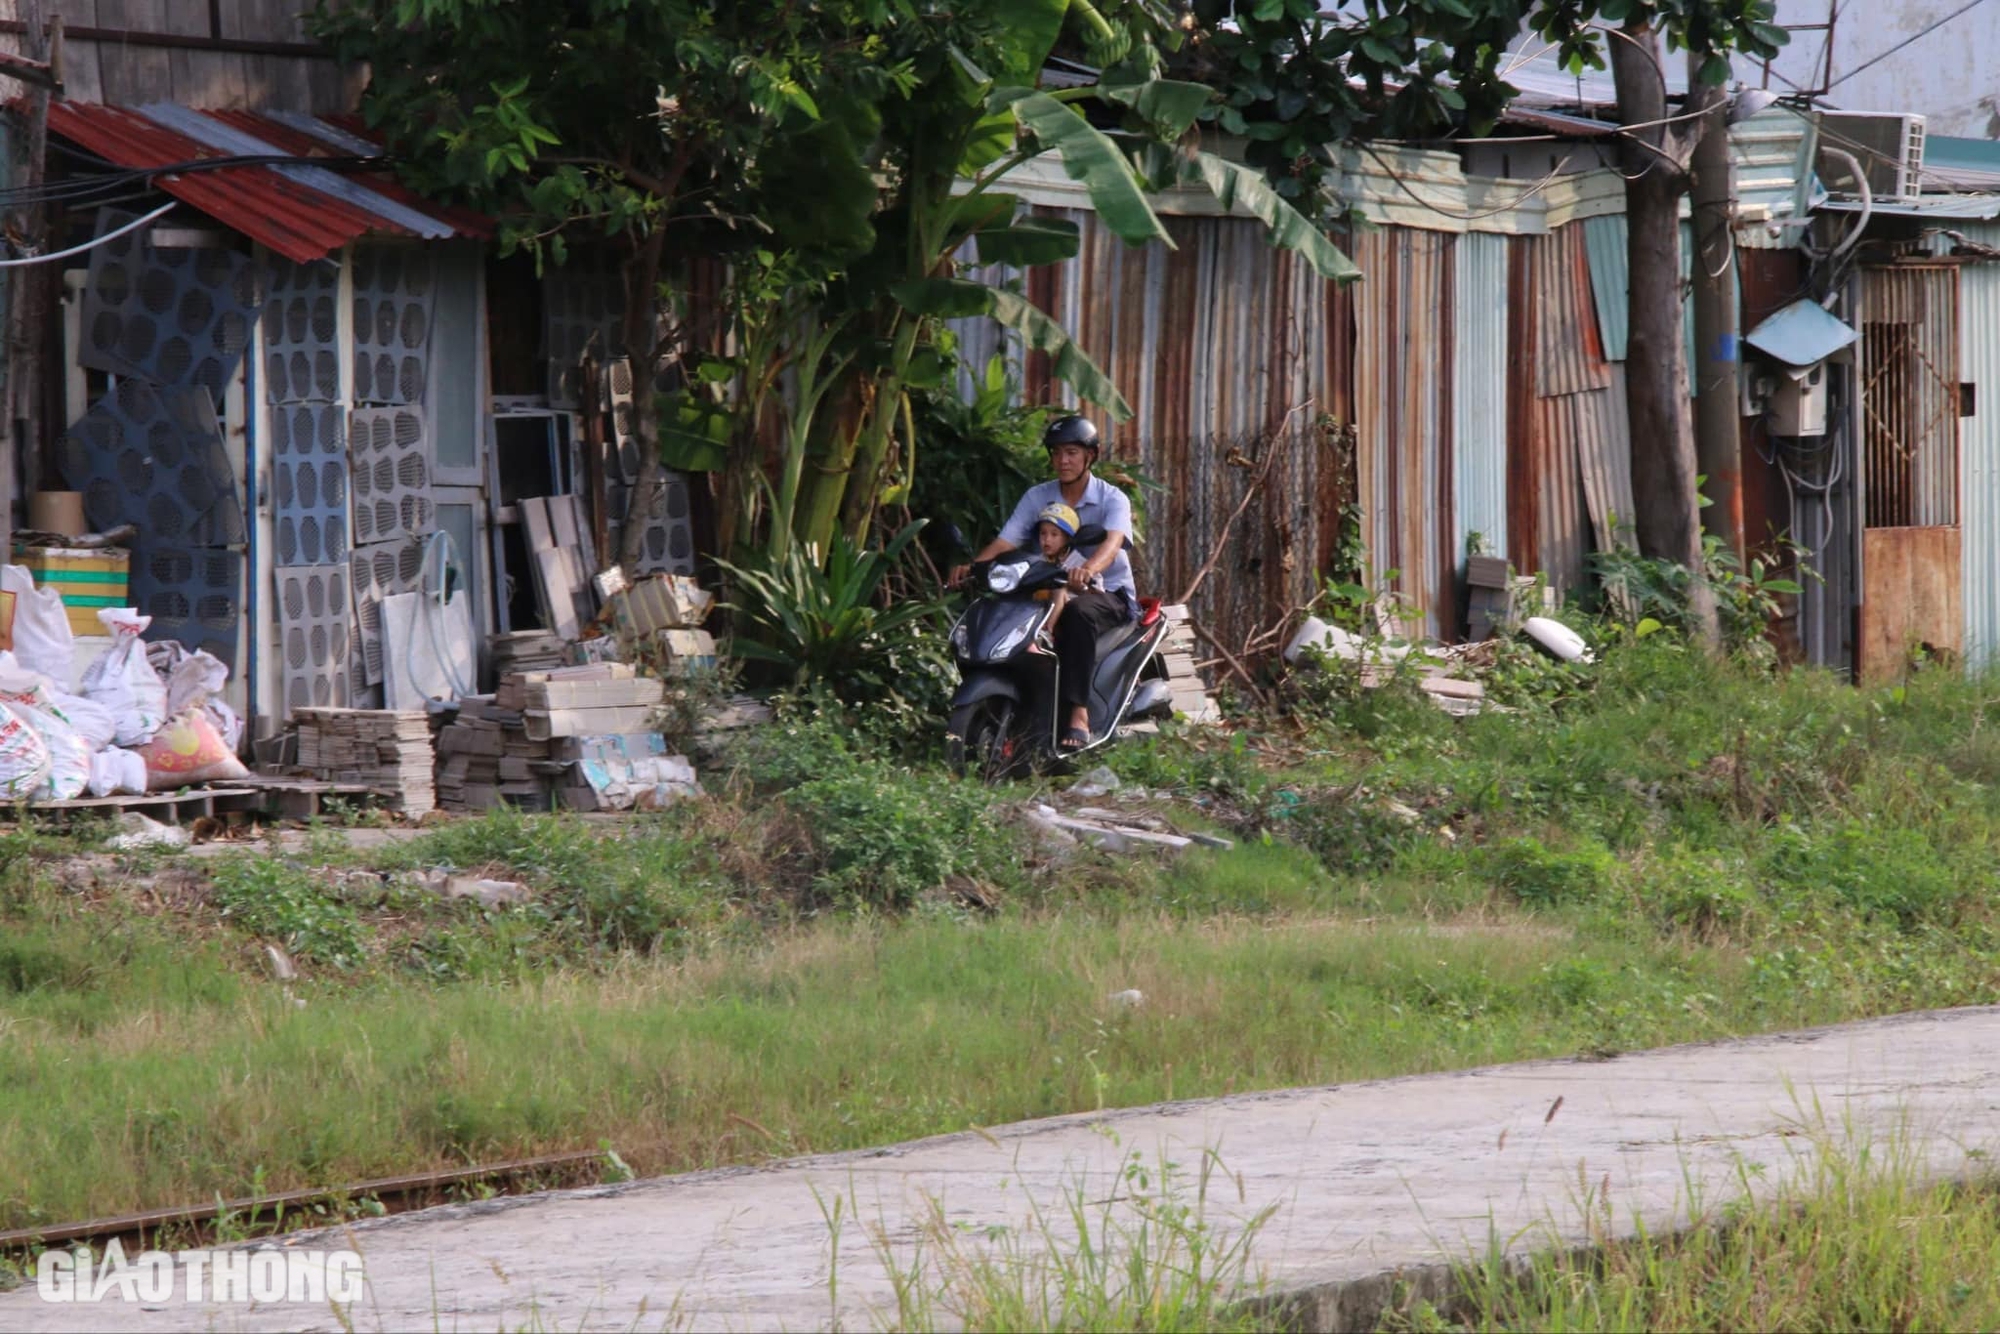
[317,0,1360,569]
[311,0,889,569]
[783,0,1362,550]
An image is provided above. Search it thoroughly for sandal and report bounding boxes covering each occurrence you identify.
[1059,726,1090,751]
[1028,628,1056,655]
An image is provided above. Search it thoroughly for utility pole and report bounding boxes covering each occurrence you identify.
[4,0,57,564]
[1688,59,1742,562]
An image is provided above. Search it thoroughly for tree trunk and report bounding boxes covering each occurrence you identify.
[1609,18,1719,646]
[1687,57,1743,564]
[616,229,668,572]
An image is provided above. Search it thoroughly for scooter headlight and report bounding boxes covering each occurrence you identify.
[990,623,1030,661]
[988,562,1028,594]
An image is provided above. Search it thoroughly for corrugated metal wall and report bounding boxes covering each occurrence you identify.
[948,202,1663,650]
[1527,223,1623,589]
[1934,226,2000,669]
[1453,233,1510,567]
[991,211,1358,654]
[1353,227,1455,634]
[1860,265,1961,529]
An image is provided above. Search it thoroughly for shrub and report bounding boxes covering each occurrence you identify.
[208,859,367,969]
[717,520,945,703]
[1644,849,1759,939]
[786,769,1007,909]
[1481,835,1618,908]
[1287,791,1423,875]
[1759,821,1969,927]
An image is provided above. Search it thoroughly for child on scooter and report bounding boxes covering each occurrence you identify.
[1031,502,1102,654]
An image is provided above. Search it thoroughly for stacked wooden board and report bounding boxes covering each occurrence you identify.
[495,663,666,741]
[1156,604,1222,724]
[520,496,599,638]
[293,708,437,815]
[491,631,569,676]
[434,697,556,812]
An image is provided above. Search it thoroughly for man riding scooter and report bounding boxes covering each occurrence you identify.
[950,416,1138,752]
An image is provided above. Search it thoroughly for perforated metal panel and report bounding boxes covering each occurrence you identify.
[543,262,624,407]
[262,257,341,404]
[275,564,353,710]
[348,406,434,545]
[271,402,349,567]
[350,537,424,686]
[349,246,434,406]
[133,547,240,667]
[58,380,245,546]
[79,208,265,399]
[608,471,696,576]
[607,356,640,483]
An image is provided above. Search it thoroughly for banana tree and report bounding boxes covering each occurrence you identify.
[790,0,1362,551]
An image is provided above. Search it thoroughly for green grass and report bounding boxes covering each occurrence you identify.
[4,640,2000,1279]
[1391,1141,2000,1332]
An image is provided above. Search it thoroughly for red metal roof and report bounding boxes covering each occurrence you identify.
[46,103,491,264]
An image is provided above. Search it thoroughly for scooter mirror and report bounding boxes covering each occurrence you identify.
[938,521,971,555]
[1073,523,1107,547]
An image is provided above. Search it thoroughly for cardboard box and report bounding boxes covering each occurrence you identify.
[523,704,662,741]
[657,629,717,675]
[614,574,713,636]
[13,545,129,636]
[525,677,665,710]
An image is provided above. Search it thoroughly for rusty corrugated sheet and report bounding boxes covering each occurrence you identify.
[1535,223,1611,398]
[1506,234,1542,579]
[46,102,488,263]
[1571,365,1634,554]
[1353,226,1454,634]
[1522,227,1599,592]
[1860,265,1960,529]
[967,209,1363,654]
[1535,394,1589,591]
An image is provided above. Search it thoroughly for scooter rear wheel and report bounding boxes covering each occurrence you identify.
[947,697,1017,782]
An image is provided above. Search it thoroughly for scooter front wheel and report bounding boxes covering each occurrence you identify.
[946,697,1018,782]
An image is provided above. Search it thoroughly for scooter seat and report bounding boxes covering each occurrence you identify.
[1096,618,1145,654]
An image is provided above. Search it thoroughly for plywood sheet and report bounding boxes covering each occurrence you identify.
[1861,525,1962,682]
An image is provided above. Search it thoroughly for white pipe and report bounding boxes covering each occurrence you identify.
[1822,147,1873,298]
[0,201,175,268]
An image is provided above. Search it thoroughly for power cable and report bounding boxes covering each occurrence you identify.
[1356,142,1572,221]
[1828,0,1990,89]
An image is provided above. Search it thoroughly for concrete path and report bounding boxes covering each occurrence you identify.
[9,1007,2000,1332]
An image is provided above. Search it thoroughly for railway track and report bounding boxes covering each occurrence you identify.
[0,1150,609,1255]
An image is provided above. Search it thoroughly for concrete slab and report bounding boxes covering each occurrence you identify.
[8,1006,2000,1332]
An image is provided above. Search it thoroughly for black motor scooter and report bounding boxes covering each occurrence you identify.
[944,524,1174,780]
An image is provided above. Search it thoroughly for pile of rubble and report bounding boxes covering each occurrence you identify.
[447,573,715,813]
[1282,573,1591,717]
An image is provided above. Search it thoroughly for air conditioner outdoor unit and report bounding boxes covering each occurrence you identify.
[1817,111,1927,205]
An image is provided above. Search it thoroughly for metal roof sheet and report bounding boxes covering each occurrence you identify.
[45,103,489,264]
[1744,298,1858,368]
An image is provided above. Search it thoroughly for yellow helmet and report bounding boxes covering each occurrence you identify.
[1035,502,1080,537]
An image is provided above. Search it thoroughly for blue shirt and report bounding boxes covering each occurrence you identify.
[999,474,1138,615]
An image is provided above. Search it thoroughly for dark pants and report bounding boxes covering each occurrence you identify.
[1054,590,1128,715]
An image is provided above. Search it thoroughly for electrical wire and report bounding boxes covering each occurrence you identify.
[1356,142,1572,221]
[0,199,173,267]
[399,529,474,705]
[1828,0,1991,90]
[1,145,388,210]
